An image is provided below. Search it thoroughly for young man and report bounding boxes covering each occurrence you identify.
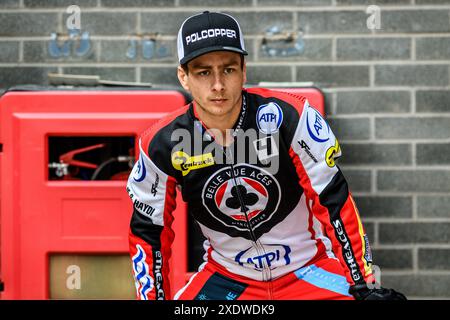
[127,11,406,300]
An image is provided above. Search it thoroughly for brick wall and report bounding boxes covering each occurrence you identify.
[1,0,449,299]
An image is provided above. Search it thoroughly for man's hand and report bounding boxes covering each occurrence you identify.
[349,283,407,300]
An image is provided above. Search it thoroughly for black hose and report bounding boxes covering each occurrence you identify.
[91,157,118,180]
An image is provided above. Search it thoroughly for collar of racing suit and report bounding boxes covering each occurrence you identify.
[188,89,249,142]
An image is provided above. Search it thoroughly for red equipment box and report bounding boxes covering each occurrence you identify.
[0,86,325,299]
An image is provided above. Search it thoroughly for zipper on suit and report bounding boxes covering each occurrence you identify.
[224,147,275,299]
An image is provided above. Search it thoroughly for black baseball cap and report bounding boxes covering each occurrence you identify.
[177,11,248,65]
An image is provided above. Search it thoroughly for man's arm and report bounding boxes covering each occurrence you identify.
[288,99,406,299]
[288,100,373,287]
[127,140,177,300]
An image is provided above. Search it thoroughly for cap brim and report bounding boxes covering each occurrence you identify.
[180,46,248,65]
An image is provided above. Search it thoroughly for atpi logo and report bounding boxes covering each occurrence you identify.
[306,106,330,143]
[235,244,291,270]
[256,102,283,134]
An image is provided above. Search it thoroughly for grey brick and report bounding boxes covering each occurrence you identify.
[416,90,450,113]
[141,67,180,87]
[224,12,293,35]
[378,170,450,193]
[340,169,372,192]
[62,67,136,82]
[258,0,331,5]
[337,38,411,61]
[419,249,450,270]
[379,223,450,244]
[0,42,19,63]
[100,39,176,63]
[297,11,370,34]
[259,38,332,61]
[381,275,450,298]
[372,249,413,270]
[353,196,413,218]
[321,90,333,115]
[24,40,97,63]
[418,196,450,218]
[0,67,57,88]
[337,91,410,114]
[179,0,252,6]
[375,117,450,140]
[417,143,450,165]
[416,0,450,4]
[0,0,19,8]
[141,12,192,35]
[0,13,59,36]
[381,10,450,33]
[24,0,97,7]
[101,0,174,6]
[339,143,411,166]
[70,12,137,36]
[416,37,450,60]
[337,0,410,3]
[296,66,370,88]
[246,65,292,84]
[375,65,448,86]
[242,39,256,62]
[142,11,293,36]
[327,117,371,140]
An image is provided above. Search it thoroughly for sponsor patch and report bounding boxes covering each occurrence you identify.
[186,28,237,45]
[194,272,247,300]
[202,164,281,233]
[256,102,283,134]
[132,244,153,300]
[235,244,291,271]
[133,154,147,182]
[171,151,215,176]
[325,138,341,168]
[306,106,330,143]
[363,234,373,264]
[298,139,318,163]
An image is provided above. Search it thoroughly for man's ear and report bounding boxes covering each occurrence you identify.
[177,66,190,91]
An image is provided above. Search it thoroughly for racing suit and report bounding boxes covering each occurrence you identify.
[127,87,374,300]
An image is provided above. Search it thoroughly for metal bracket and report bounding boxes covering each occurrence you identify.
[261,26,305,57]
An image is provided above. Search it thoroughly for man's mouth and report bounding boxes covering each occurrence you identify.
[210,98,228,104]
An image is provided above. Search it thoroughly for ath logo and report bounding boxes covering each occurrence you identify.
[235,244,291,271]
[306,106,330,143]
[256,102,283,134]
[171,151,215,176]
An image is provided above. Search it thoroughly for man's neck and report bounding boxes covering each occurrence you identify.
[195,96,243,146]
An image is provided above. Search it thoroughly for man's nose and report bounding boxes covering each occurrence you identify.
[211,73,225,92]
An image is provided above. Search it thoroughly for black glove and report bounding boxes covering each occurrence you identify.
[349,283,407,300]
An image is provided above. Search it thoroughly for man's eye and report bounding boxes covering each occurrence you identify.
[224,68,235,74]
[198,70,209,76]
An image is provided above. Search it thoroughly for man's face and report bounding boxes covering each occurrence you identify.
[177,51,246,120]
